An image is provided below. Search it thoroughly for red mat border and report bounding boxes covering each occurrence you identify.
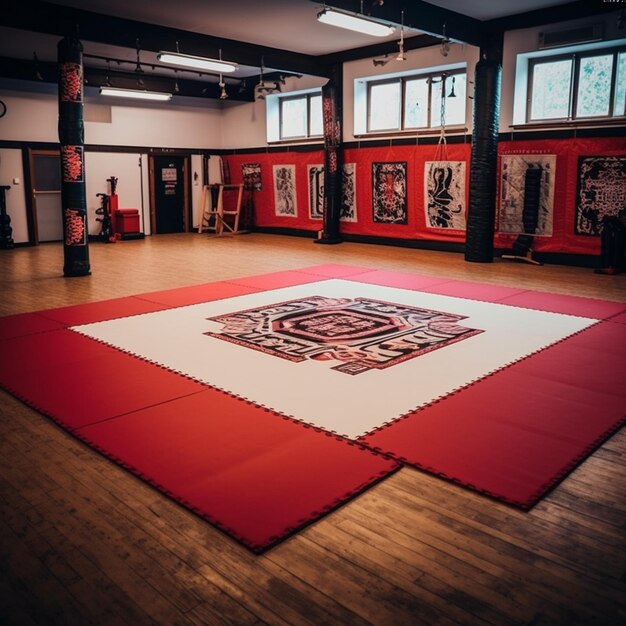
[357,323,626,509]
[2,365,399,552]
[71,408,400,554]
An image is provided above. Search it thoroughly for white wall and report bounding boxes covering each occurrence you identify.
[0,88,223,149]
[0,149,28,243]
[220,100,269,149]
[343,42,480,142]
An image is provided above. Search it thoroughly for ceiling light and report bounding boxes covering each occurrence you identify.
[157,51,238,73]
[99,87,172,101]
[317,8,395,37]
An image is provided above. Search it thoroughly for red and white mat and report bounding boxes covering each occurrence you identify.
[1,264,624,550]
[72,279,596,439]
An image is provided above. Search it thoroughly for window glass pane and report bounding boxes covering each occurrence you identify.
[613,51,626,117]
[530,59,572,120]
[404,78,429,128]
[576,53,613,117]
[309,94,323,136]
[369,81,400,131]
[442,73,466,126]
[430,77,444,127]
[33,155,61,191]
[281,97,307,138]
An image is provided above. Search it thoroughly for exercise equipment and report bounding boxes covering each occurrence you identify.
[95,175,144,241]
[95,192,117,243]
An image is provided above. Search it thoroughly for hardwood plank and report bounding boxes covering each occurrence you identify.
[305,518,525,626]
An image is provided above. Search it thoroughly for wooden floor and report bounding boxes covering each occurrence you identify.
[1,234,625,626]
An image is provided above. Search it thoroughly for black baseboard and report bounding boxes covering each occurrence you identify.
[342,234,466,254]
[119,232,146,240]
[252,226,317,239]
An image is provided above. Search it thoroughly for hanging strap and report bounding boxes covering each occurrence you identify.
[434,75,449,162]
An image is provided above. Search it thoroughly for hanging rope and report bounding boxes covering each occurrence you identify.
[434,74,449,162]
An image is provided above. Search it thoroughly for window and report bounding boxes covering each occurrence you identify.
[528,47,626,122]
[279,92,323,140]
[365,70,466,133]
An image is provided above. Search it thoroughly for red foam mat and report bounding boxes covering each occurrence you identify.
[225,270,330,290]
[351,269,452,291]
[0,330,205,431]
[422,280,528,302]
[361,321,626,508]
[0,312,65,339]
[38,296,171,326]
[298,264,375,278]
[136,281,261,307]
[498,290,626,319]
[0,329,119,375]
[76,391,399,552]
[609,311,626,325]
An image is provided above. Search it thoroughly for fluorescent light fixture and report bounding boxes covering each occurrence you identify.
[317,8,395,37]
[157,51,238,73]
[99,87,172,101]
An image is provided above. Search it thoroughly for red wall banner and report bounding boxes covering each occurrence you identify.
[222,135,625,256]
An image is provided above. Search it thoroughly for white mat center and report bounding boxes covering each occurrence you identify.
[72,280,595,438]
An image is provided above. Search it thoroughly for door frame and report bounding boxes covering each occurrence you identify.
[148,154,191,234]
[26,148,62,245]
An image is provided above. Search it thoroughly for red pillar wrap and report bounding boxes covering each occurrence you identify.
[58,35,90,276]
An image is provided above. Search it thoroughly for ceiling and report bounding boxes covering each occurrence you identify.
[0,0,618,102]
[18,0,576,56]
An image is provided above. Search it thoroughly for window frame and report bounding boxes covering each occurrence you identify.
[365,69,466,133]
[527,45,626,123]
[278,92,323,141]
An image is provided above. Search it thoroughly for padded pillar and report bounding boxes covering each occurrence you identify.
[58,34,90,276]
[465,42,502,263]
[316,64,343,245]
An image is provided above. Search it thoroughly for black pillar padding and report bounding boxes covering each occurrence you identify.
[316,64,343,245]
[465,53,502,263]
[58,34,90,276]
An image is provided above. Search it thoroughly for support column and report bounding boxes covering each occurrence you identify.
[58,34,90,276]
[465,36,502,263]
[316,64,343,245]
